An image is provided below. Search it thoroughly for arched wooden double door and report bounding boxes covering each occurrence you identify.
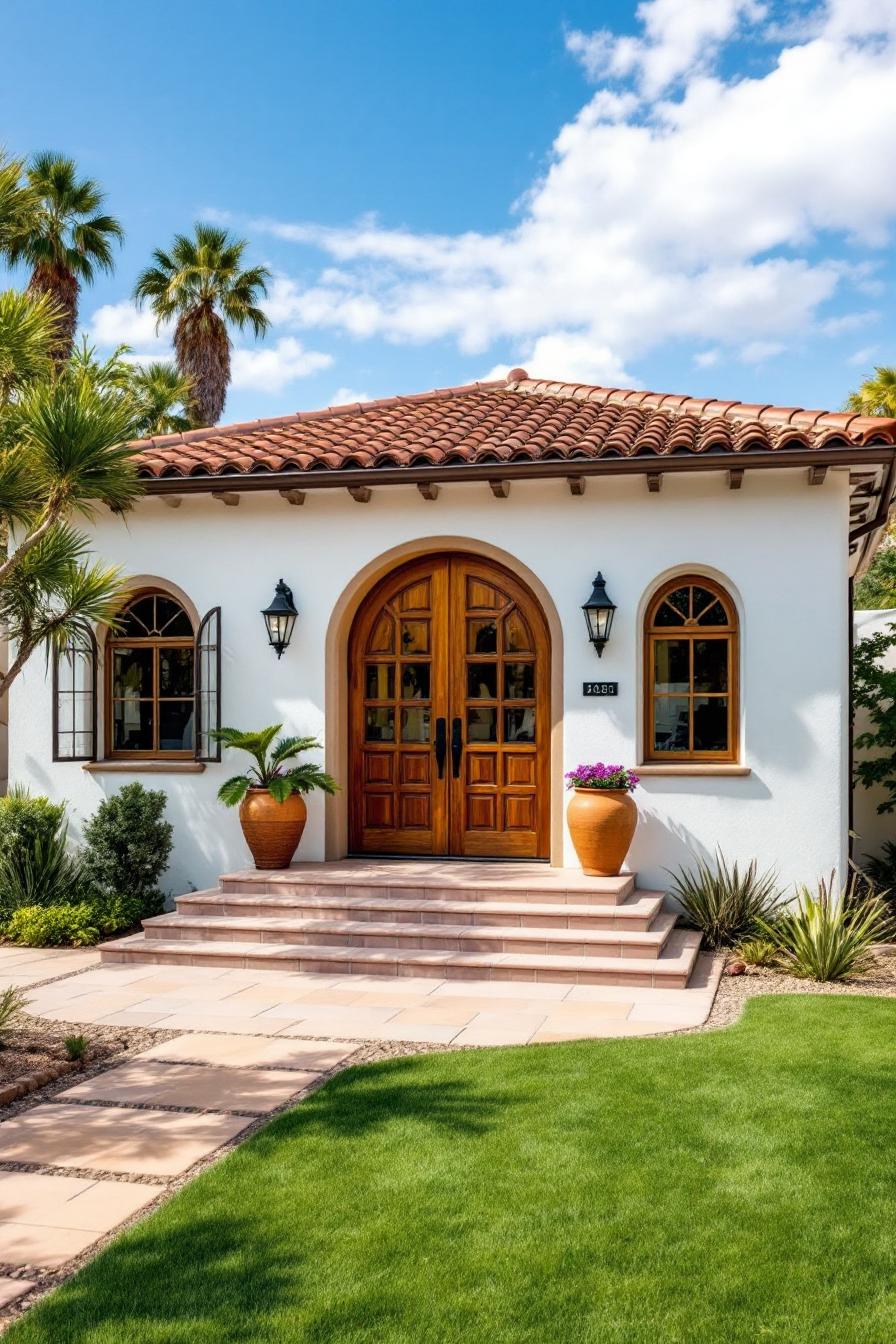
[349,554,550,858]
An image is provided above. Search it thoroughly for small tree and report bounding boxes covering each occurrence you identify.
[0,296,143,698]
[82,783,173,920]
[853,620,896,814]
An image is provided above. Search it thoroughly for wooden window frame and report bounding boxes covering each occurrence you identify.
[105,590,195,761]
[52,622,98,762]
[643,575,739,764]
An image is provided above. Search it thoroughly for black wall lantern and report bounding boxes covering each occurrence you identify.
[262,580,298,658]
[582,572,617,657]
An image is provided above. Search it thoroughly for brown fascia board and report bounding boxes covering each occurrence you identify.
[140,442,896,501]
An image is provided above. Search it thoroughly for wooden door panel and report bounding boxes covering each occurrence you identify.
[448,557,550,860]
[349,558,449,854]
[349,553,549,858]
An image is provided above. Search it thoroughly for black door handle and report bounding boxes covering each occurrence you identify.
[451,717,462,778]
[435,718,447,779]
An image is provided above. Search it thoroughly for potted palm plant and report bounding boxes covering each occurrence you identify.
[213,725,338,869]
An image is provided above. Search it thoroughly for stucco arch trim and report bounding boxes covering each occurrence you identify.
[323,536,565,864]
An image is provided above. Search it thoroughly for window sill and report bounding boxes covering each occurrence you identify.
[636,763,751,777]
[82,761,207,774]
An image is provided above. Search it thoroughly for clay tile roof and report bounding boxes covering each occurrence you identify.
[130,373,896,482]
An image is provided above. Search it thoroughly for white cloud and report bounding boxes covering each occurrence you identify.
[819,310,880,336]
[230,338,333,393]
[566,0,767,97]
[848,346,878,367]
[694,349,721,368]
[88,301,171,350]
[329,387,372,405]
[739,340,786,364]
[485,333,636,387]
[217,0,896,392]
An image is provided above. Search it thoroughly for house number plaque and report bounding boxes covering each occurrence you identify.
[582,682,618,697]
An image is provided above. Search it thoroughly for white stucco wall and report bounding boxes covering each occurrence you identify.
[853,608,896,864]
[9,467,851,898]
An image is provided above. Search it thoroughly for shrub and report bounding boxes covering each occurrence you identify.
[6,904,100,947]
[761,875,895,982]
[63,1034,89,1062]
[668,850,785,949]
[863,841,896,896]
[0,811,86,922]
[0,986,26,1041]
[82,783,173,921]
[853,619,896,815]
[735,937,779,968]
[0,788,65,863]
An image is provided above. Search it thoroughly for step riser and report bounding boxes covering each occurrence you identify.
[176,898,657,932]
[218,879,633,907]
[101,945,690,989]
[145,923,666,959]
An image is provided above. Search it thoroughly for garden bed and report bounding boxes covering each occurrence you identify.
[703,946,896,1029]
[0,1019,123,1107]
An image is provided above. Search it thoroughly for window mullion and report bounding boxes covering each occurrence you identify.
[153,644,160,753]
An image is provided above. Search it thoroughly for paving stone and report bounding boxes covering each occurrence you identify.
[0,1276,35,1309]
[135,1033,358,1071]
[0,1171,163,1269]
[57,1060,315,1114]
[0,1104,251,1177]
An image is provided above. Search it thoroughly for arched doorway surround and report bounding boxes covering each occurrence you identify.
[324,538,563,863]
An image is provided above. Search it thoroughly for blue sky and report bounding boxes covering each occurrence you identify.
[2,0,895,424]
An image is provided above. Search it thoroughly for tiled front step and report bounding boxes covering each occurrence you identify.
[100,930,702,988]
[177,889,665,932]
[143,911,677,960]
[219,862,635,907]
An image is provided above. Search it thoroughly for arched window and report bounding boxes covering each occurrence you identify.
[644,576,738,763]
[107,591,195,757]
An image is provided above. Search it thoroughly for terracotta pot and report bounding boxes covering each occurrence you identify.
[567,788,637,877]
[238,788,307,869]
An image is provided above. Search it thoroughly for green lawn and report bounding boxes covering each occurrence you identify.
[10,996,896,1344]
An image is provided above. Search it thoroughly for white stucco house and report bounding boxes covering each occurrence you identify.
[9,370,896,923]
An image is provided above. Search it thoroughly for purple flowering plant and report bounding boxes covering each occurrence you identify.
[565,763,639,792]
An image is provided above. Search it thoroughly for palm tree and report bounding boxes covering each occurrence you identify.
[133,223,270,426]
[0,150,32,257]
[130,361,193,437]
[846,367,896,418]
[66,342,193,437]
[6,152,123,365]
[0,289,59,410]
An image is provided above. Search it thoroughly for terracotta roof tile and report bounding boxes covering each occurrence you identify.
[130,373,896,481]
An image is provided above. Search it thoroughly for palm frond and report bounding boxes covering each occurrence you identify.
[269,735,322,767]
[217,775,252,808]
[17,375,142,515]
[0,288,60,403]
[283,765,339,796]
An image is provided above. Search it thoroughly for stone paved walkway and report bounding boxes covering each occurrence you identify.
[23,952,720,1044]
[0,943,722,1318]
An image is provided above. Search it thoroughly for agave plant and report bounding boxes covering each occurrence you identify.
[668,849,785,948]
[213,725,338,807]
[760,874,895,982]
